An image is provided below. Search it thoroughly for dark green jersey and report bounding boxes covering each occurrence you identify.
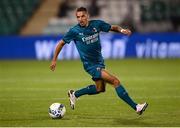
[62,20,111,71]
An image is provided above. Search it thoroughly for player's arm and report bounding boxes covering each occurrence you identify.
[110,25,131,36]
[50,40,65,71]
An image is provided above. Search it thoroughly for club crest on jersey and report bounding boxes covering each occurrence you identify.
[93,28,97,32]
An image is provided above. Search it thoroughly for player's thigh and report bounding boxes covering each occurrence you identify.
[101,69,120,86]
[95,79,106,92]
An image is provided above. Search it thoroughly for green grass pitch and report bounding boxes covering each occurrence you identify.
[0,59,180,127]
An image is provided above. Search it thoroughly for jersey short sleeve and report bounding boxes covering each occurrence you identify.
[62,28,75,44]
[98,20,111,32]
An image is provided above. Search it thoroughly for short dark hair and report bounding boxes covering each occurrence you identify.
[76,7,87,12]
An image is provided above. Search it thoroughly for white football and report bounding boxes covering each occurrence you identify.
[48,103,66,119]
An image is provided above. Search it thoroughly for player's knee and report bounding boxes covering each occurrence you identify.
[112,78,120,87]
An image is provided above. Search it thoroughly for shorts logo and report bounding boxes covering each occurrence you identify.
[93,28,97,32]
[79,33,84,36]
[96,67,101,71]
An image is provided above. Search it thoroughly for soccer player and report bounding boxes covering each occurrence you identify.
[50,7,148,115]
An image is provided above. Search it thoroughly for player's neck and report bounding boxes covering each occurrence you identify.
[80,21,89,28]
[85,21,89,27]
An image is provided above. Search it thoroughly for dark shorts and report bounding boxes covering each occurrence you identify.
[86,65,105,81]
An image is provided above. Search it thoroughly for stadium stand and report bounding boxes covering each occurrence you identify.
[20,0,61,35]
[43,0,134,34]
[0,0,179,35]
[43,0,180,35]
[0,0,41,35]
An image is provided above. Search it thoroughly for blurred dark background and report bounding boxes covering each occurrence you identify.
[0,0,180,35]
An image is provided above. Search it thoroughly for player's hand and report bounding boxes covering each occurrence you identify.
[50,61,56,71]
[121,29,132,36]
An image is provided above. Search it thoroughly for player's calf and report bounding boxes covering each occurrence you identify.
[96,86,106,93]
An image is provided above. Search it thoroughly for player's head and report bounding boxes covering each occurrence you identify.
[76,7,89,27]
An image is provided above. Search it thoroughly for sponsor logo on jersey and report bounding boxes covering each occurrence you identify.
[82,33,99,44]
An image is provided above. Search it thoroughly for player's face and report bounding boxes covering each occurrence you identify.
[76,11,89,27]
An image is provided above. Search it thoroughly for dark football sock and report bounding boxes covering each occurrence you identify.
[115,85,137,110]
[74,85,99,98]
